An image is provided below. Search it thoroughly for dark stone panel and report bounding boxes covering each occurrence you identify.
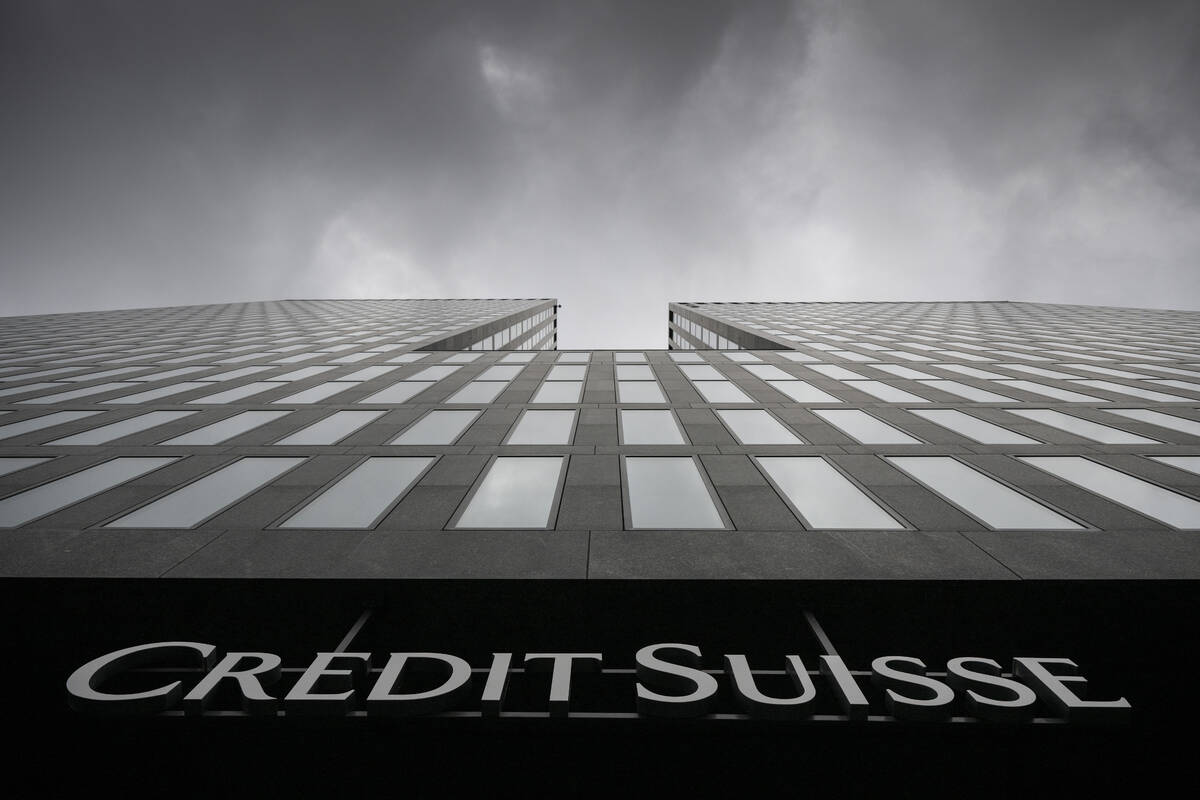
[1024,485,1169,531]
[681,423,737,446]
[557,485,626,530]
[0,527,223,577]
[205,486,315,529]
[828,530,1018,579]
[869,485,983,531]
[573,424,617,446]
[164,529,370,578]
[565,454,620,487]
[376,486,469,530]
[336,530,589,578]
[714,485,803,530]
[828,454,915,486]
[698,454,765,487]
[965,530,1200,579]
[418,454,489,487]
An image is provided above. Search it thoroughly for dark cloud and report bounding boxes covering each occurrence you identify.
[1,1,1197,346]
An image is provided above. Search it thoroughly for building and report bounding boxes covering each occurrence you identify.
[3,299,1199,792]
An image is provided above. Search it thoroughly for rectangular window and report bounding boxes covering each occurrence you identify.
[917,380,1015,403]
[757,457,902,529]
[501,353,537,363]
[1067,380,1188,402]
[679,365,724,380]
[909,409,1038,444]
[691,381,751,404]
[359,381,436,404]
[616,365,654,380]
[507,410,577,445]
[1019,456,1200,529]
[617,381,667,403]
[717,409,802,444]
[392,409,481,445]
[453,456,565,528]
[845,381,929,403]
[0,457,51,477]
[387,353,428,364]
[273,366,336,382]
[160,410,291,445]
[625,457,726,529]
[480,365,525,381]
[532,381,584,404]
[280,457,433,529]
[668,353,704,363]
[620,409,687,445]
[887,457,1081,529]
[1151,456,1200,477]
[21,382,139,404]
[813,409,920,444]
[272,382,357,404]
[778,352,818,363]
[0,457,176,527]
[557,352,590,363]
[275,410,385,445]
[742,364,793,381]
[48,411,197,445]
[615,352,647,363]
[1006,409,1157,444]
[444,353,481,363]
[871,364,937,380]
[444,381,508,404]
[809,364,864,380]
[340,366,398,382]
[724,353,761,363]
[189,382,285,405]
[106,457,304,528]
[0,411,104,441]
[933,364,1007,380]
[767,380,840,403]
[1106,409,1200,437]
[546,365,586,381]
[407,365,460,382]
[994,380,1106,403]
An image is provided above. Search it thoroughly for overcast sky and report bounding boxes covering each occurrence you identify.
[2,1,1198,347]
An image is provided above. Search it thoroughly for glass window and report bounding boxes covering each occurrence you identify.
[692,381,751,404]
[615,352,646,363]
[507,410,577,445]
[341,366,398,381]
[813,409,920,444]
[809,365,864,380]
[717,409,802,444]
[276,410,385,445]
[0,457,51,477]
[742,364,793,381]
[778,352,817,363]
[668,353,704,363]
[453,456,565,528]
[917,380,1015,403]
[871,364,937,380]
[1020,456,1200,529]
[625,457,725,529]
[557,352,590,363]
[887,457,1081,529]
[387,353,428,364]
[480,365,524,381]
[392,409,481,445]
[1106,409,1200,437]
[0,457,176,527]
[106,457,305,529]
[48,411,197,445]
[107,382,212,404]
[0,383,76,399]
[189,382,285,405]
[22,382,140,404]
[274,366,336,382]
[532,381,584,403]
[160,410,291,445]
[1069,380,1188,402]
[360,381,436,404]
[502,353,537,363]
[767,381,840,403]
[994,380,1106,403]
[1006,409,1157,444]
[757,457,902,529]
[280,457,433,529]
[932,364,1007,380]
[616,365,654,380]
[680,364,724,380]
[272,382,357,404]
[844,381,929,403]
[620,409,687,445]
[909,409,1038,444]
[0,411,103,441]
[443,353,481,363]
[444,381,508,404]
[724,353,761,363]
[408,365,460,382]
[1151,457,1200,477]
[546,365,586,381]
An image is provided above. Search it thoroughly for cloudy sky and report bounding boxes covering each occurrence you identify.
[2,1,1198,347]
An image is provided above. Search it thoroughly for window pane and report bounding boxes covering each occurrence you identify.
[625,457,725,529]
[845,381,929,403]
[501,353,536,363]
[616,365,654,380]
[917,380,1015,403]
[557,352,590,363]
[809,365,864,380]
[692,381,751,403]
[107,457,304,528]
[480,365,524,380]
[909,409,1038,445]
[533,381,583,403]
[453,457,564,528]
[620,410,687,445]
[1068,380,1187,402]
[360,381,436,404]
[813,409,920,444]
[994,380,1106,403]
[276,410,385,445]
[23,382,140,404]
[1152,457,1200,477]
[1006,409,1157,444]
[443,353,481,363]
[757,457,902,529]
[1106,409,1200,437]
[0,457,176,527]
[680,365,723,380]
[392,410,481,445]
[724,353,761,363]
[49,411,197,445]
[161,410,291,445]
[407,365,460,381]
[615,352,646,363]
[442,381,506,404]
[0,411,103,441]
[341,366,398,381]
[0,457,51,477]
[272,381,357,404]
[189,382,284,405]
[508,410,577,445]
[617,381,667,403]
[1019,456,1200,529]
[767,380,840,403]
[887,457,1081,529]
[281,457,432,528]
[668,353,703,363]
[717,409,802,444]
[547,365,586,381]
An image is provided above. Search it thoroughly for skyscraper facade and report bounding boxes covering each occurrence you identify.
[2,299,1197,791]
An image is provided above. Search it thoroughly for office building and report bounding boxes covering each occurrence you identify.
[3,299,1198,791]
